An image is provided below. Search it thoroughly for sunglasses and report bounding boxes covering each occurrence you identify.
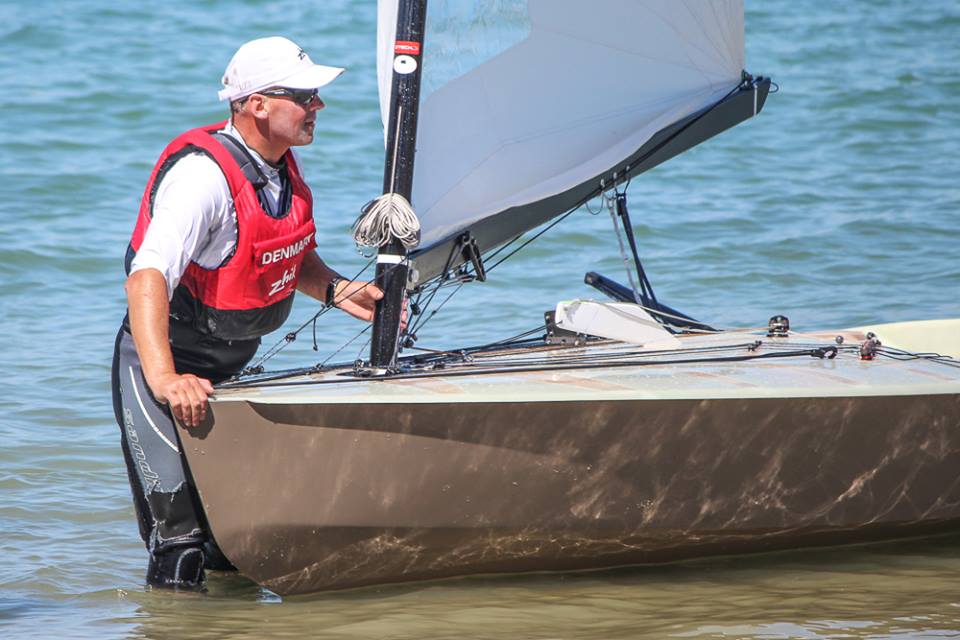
[258,87,322,107]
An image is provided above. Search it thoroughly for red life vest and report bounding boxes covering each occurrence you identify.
[127,122,317,375]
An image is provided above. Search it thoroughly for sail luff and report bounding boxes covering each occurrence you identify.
[369,0,428,368]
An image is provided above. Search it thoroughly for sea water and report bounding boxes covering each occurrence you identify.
[1,1,958,638]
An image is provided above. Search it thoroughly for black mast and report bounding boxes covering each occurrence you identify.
[369,0,428,369]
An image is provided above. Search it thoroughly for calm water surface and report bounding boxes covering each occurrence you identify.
[1,1,959,638]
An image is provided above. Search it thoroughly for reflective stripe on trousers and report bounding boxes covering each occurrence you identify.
[111,328,206,553]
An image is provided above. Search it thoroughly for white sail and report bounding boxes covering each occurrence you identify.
[378,0,745,250]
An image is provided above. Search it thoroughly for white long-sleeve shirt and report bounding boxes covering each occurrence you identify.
[130,121,299,298]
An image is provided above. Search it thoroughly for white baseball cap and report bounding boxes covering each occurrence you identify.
[218,36,345,102]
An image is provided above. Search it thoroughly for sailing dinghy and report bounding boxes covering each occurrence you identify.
[178,1,960,595]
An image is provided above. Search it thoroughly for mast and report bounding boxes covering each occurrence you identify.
[369,0,428,369]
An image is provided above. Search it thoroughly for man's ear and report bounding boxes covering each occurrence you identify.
[247,94,270,120]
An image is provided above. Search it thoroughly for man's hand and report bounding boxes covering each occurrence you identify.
[296,254,405,326]
[126,268,215,428]
[148,371,215,428]
[332,280,384,322]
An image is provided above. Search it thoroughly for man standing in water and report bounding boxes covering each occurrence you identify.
[111,36,382,589]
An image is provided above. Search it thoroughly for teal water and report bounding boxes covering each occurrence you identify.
[2,1,959,638]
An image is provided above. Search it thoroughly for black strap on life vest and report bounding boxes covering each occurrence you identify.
[212,131,292,219]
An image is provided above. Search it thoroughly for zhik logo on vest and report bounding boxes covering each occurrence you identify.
[269,265,296,297]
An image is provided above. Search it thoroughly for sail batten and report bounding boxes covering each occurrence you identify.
[376,0,756,285]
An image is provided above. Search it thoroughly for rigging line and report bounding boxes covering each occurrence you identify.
[469,326,546,351]
[471,337,789,367]
[403,237,475,340]
[483,336,855,362]
[396,328,547,367]
[606,186,644,306]
[237,257,378,376]
[326,258,377,308]
[484,208,580,274]
[229,347,840,390]
[584,191,605,216]
[582,300,672,333]
[407,329,546,364]
[219,369,313,386]
[405,345,469,357]
[404,233,478,339]
[406,272,476,334]
[217,338,837,390]
[885,351,959,362]
[405,274,447,338]
[403,281,466,343]
[220,331,546,389]
[876,348,960,369]
[454,344,785,368]
[388,295,407,370]
[593,295,730,333]
[615,190,656,302]
[211,342,960,390]
[250,262,371,366]
[319,322,374,368]
[405,287,427,335]
[602,173,653,302]
[430,343,845,372]
[460,82,751,284]
[423,282,465,326]
[430,277,475,289]
[356,335,373,365]
[463,350,811,370]
[242,307,332,374]
[404,291,435,339]
[483,233,524,261]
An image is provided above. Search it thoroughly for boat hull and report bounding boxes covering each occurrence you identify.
[181,391,960,595]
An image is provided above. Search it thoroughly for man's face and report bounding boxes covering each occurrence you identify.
[262,90,325,148]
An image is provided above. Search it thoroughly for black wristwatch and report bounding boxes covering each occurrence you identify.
[325,277,344,307]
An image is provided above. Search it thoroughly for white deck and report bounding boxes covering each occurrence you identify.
[212,319,960,406]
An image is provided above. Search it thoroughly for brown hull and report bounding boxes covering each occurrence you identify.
[181,392,960,595]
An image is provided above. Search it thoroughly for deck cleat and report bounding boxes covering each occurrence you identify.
[767,315,790,337]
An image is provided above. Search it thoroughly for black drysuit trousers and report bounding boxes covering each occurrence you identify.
[111,328,208,556]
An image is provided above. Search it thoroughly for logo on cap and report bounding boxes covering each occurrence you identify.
[298,48,307,61]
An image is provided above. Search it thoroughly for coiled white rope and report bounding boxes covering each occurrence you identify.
[352,192,421,250]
